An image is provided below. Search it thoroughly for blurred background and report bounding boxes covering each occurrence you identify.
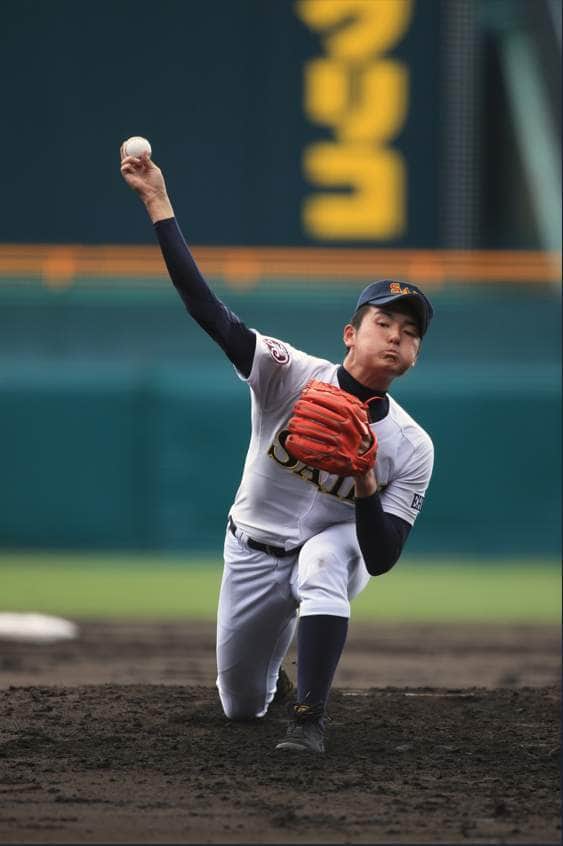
[0,0,560,622]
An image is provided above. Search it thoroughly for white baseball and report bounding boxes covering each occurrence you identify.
[123,136,152,158]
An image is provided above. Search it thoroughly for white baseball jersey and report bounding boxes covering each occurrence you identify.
[229,331,434,550]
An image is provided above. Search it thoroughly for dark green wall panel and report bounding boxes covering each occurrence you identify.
[0,376,145,547]
[0,365,559,555]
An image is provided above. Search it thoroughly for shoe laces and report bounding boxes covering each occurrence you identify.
[290,702,325,723]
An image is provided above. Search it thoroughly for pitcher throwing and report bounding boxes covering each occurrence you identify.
[120,145,435,753]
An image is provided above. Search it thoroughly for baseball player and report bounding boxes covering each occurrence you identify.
[121,149,434,754]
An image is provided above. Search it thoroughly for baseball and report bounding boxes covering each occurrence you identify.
[123,136,152,158]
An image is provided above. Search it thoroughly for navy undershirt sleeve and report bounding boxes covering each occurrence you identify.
[154,217,256,378]
[355,492,411,576]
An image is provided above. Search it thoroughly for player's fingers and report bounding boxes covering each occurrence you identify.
[139,152,154,171]
[140,154,159,172]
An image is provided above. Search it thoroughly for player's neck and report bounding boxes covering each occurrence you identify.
[340,362,392,394]
[338,365,389,397]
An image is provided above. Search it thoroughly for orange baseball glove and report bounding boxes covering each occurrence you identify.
[286,380,377,477]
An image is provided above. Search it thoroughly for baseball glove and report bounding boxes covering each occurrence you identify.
[286,379,378,477]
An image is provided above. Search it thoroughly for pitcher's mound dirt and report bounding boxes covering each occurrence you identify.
[0,622,559,844]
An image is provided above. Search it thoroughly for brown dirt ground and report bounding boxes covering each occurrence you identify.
[0,621,560,844]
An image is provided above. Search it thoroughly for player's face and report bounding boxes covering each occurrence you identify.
[343,306,421,388]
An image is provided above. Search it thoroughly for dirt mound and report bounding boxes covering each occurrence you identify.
[0,682,559,843]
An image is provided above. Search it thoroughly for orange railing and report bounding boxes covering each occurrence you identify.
[0,245,560,290]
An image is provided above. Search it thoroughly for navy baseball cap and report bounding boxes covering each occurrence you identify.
[354,280,434,337]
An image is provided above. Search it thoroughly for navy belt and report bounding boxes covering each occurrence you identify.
[228,517,301,558]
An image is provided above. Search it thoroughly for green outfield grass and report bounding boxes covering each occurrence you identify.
[0,553,560,622]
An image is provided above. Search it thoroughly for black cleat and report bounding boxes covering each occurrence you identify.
[275,702,326,753]
[272,667,295,706]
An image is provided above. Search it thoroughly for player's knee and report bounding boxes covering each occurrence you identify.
[217,681,268,721]
[221,701,259,721]
[299,539,337,568]
[298,544,338,583]
[297,542,347,593]
[300,594,351,618]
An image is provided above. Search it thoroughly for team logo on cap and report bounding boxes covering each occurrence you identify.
[389,282,416,296]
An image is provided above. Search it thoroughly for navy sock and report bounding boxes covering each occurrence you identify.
[297,615,349,707]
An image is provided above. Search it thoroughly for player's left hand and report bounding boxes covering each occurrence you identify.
[286,380,378,477]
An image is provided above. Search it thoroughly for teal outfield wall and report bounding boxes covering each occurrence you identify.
[0,282,560,556]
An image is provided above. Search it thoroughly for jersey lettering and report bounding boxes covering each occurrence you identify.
[267,429,300,468]
[268,429,355,502]
[319,474,353,500]
[296,464,322,486]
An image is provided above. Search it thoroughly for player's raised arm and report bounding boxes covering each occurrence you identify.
[120,141,256,377]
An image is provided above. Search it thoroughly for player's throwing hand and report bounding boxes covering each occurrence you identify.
[120,143,174,222]
[120,144,165,198]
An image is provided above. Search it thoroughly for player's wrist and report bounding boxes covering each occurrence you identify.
[353,468,377,496]
[144,192,174,223]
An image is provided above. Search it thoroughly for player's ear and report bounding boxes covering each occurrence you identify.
[343,323,355,349]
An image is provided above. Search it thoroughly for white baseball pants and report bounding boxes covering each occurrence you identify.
[216,521,371,720]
